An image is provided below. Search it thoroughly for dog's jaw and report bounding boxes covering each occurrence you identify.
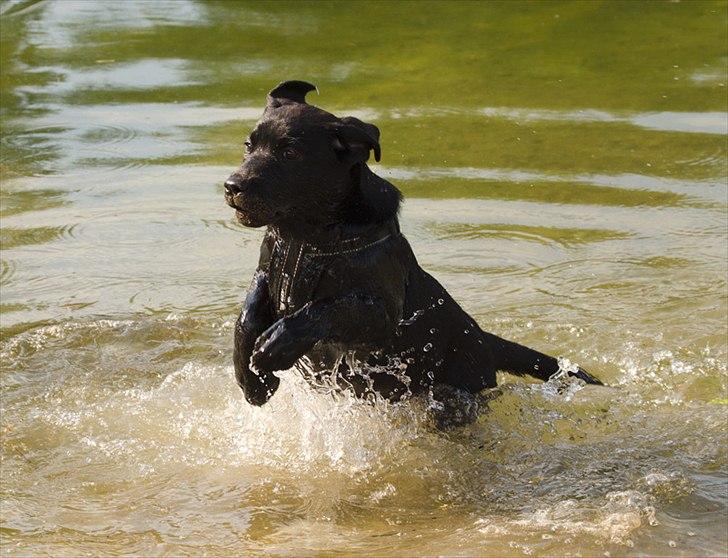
[226,194,274,228]
[233,208,264,228]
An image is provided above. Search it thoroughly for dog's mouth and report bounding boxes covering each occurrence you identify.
[227,200,271,228]
[225,196,251,220]
[233,206,257,226]
[225,192,282,228]
[224,194,238,210]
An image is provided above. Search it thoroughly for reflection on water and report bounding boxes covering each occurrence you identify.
[1,1,726,556]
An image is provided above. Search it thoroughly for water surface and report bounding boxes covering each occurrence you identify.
[1,1,727,556]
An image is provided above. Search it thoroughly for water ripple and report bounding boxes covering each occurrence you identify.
[375,165,726,203]
[0,258,18,287]
[359,105,728,135]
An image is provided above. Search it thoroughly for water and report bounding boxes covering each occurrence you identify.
[1,1,726,556]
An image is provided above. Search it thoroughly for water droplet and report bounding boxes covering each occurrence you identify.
[464,329,469,334]
[437,298,444,305]
[423,343,433,352]
[399,309,424,326]
[429,328,436,334]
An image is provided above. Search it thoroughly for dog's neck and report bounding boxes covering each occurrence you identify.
[260,218,400,317]
[268,216,399,251]
[270,165,401,245]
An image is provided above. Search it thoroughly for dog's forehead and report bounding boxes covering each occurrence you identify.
[256,103,338,140]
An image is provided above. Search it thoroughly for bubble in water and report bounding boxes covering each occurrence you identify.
[437,298,444,305]
[464,329,469,334]
[429,328,436,334]
[423,343,433,352]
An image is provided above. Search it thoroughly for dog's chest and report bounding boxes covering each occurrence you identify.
[266,238,325,317]
[259,221,401,318]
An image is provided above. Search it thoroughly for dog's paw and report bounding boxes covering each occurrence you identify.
[238,368,280,406]
[251,344,299,373]
[568,367,604,385]
[251,322,307,373]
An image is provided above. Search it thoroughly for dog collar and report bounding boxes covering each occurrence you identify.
[260,219,400,315]
[306,219,400,257]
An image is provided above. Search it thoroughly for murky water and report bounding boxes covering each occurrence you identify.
[1,1,727,556]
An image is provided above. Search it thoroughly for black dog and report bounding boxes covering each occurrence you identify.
[224,80,602,417]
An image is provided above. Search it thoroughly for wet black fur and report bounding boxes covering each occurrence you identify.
[224,80,602,416]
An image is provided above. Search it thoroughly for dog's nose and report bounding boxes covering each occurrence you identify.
[224,178,244,196]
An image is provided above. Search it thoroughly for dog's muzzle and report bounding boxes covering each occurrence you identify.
[224,175,246,197]
[224,175,248,210]
[224,175,271,228]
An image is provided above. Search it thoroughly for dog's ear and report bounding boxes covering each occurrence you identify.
[329,117,382,163]
[267,80,317,107]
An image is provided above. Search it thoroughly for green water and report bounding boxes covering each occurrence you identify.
[1,1,726,556]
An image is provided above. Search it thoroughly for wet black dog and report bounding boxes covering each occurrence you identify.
[224,80,602,421]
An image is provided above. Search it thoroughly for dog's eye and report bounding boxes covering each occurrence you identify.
[282,148,298,160]
[244,141,252,153]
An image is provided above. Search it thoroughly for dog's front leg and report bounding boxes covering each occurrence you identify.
[234,270,279,405]
[251,294,392,374]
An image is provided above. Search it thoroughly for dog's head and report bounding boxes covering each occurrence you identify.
[224,80,400,231]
